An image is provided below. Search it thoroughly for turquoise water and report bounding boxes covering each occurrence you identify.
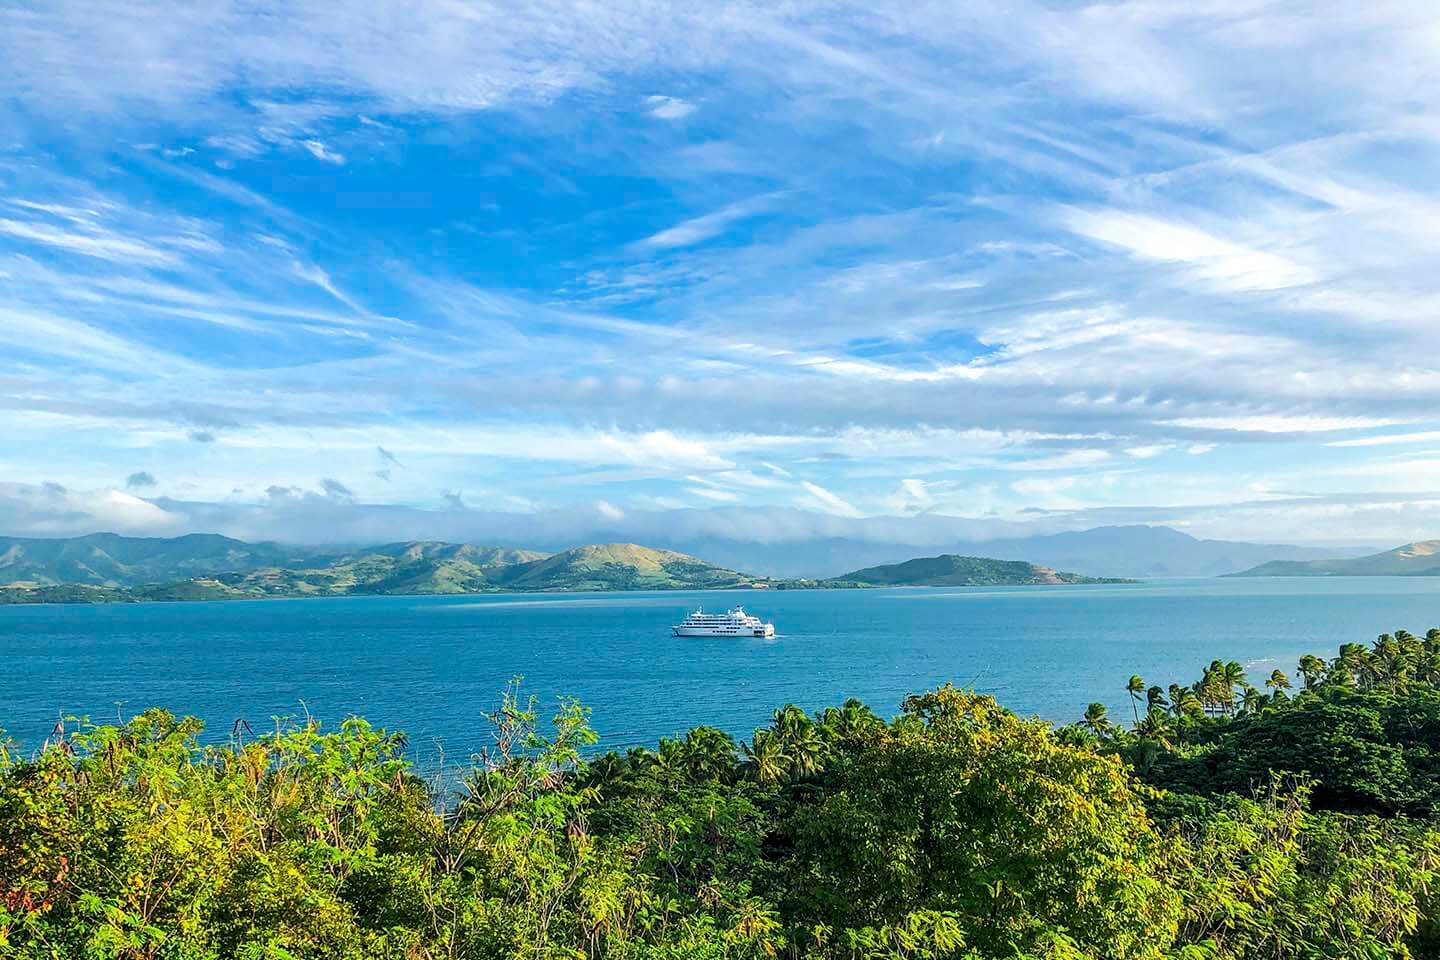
[3,578,1439,760]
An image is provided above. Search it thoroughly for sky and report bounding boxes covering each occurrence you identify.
[3,0,1440,548]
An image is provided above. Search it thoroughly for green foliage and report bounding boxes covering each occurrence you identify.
[7,637,1440,959]
[773,688,1180,958]
[1107,627,1440,818]
[1167,779,1440,959]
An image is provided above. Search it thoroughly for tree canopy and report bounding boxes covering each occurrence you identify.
[5,633,1440,958]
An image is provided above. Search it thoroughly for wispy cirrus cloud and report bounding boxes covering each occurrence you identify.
[3,1,1440,541]
[0,217,180,265]
[637,194,781,251]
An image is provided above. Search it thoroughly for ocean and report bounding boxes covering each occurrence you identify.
[3,578,1439,763]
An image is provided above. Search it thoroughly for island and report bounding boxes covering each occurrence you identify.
[830,553,1133,587]
[1228,540,1440,577]
[0,533,1132,604]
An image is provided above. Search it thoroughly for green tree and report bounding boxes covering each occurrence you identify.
[1146,685,1169,714]
[1082,702,1114,737]
[771,705,826,780]
[1220,661,1247,715]
[1337,643,1374,689]
[776,687,1182,958]
[738,729,783,787]
[1297,654,1327,689]
[1127,675,1146,727]
[679,725,738,782]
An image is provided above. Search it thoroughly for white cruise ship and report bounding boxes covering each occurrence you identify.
[673,606,776,638]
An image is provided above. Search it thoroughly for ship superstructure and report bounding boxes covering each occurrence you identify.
[672,606,776,638]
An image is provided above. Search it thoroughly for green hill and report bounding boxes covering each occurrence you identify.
[0,532,320,587]
[486,543,754,592]
[0,540,755,602]
[833,554,1127,586]
[154,542,554,599]
[0,534,552,593]
[1229,540,1440,577]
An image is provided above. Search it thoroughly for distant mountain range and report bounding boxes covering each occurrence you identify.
[0,532,324,587]
[834,555,1130,587]
[0,539,760,602]
[649,524,1362,579]
[0,525,1389,604]
[1230,541,1440,577]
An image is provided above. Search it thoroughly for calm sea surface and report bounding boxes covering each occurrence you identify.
[3,578,1439,761]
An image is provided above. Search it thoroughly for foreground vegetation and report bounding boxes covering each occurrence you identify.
[5,633,1440,958]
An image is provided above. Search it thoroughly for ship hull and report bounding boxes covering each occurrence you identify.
[673,625,775,638]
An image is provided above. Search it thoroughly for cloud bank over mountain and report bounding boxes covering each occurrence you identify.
[0,480,1396,578]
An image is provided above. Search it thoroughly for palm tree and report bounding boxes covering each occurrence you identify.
[681,726,737,782]
[1297,654,1326,689]
[771,705,825,780]
[1397,631,1423,687]
[786,727,825,779]
[819,698,882,745]
[1136,707,1172,745]
[1220,661,1247,715]
[1146,685,1168,714]
[1373,634,1403,689]
[1167,684,1190,719]
[1197,662,1223,716]
[1423,651,1440,686]
[584,751,627,791]
[1337,643,1373,689]
[1240,685,1263,715]
[654,737,686,774]
[739,730,786,785]
[1174,688,1203,719]
[1081,702,1113,737]
[1126,675,1145,727]
[1265,669,1292,695]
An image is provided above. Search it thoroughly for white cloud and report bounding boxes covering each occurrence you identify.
[1006,450,1111,472]
[1166,415,1405,434]
[1327,430,1440,448]
[638,196,778,250]
[1064,209,1316,292]
[646,95,696,120]
[884,478,934,514]
[0,304,200,373]
[301,139,346,164]
[688,486,740,502]
[0,483,181,536]
[598,430,733,471]
[0,217,178,265]
[797,481,862,518]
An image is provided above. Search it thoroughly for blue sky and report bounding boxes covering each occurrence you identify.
[3,0,1440,547]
